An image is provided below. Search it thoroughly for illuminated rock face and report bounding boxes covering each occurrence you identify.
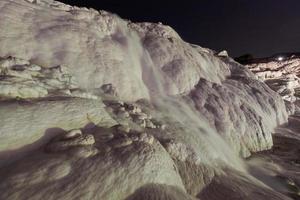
[190,69,287,156]
[247,58,300,102]
[0,1,293,200]
[0,0,231,101]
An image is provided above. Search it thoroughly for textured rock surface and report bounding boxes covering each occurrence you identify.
[0,56,76,99]
[0,133,185,200]
[130,22,230,95]
[0,56,103,100]
[0,0,295,200]
[0,1,288,157]
[126,184,197,200]
[0,98,114,152]
[190,59,288,156]
[0,0,150,101]
[199,169,292,200]
[246,114,300,200]
[247,58,300,102]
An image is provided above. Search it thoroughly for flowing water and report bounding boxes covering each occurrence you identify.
[132,24,245,170]
[119,19,300,199]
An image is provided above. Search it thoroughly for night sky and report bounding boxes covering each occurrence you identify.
[60,0,300,58]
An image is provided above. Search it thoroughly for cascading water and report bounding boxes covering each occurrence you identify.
[119,18,293,199]
[0,1,294,199]
[123,21,246,170]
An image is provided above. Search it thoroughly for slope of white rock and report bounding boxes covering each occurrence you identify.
[190,60,287,156]
[130,22,230,95]
[0,0,150,101]
[0,0,230,101]
[0,132,186,200]
[0,0,294,200]
[0,98,114,151]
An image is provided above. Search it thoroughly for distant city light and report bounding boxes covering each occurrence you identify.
[277,56,284,61]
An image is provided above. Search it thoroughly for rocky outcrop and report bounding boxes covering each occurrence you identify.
[45,130,98,158]
[190,60,288,157]
[0,56,102,100]
[0,0,230,101]
[0,0,150,101]
[0,0,293,200]
[0,0,288,157]
[247,58,300,102]
[0,56,75,99]
[126,184,197,200]
[130,22,230,95]
[0,98,115,153]
[0,126,186,200]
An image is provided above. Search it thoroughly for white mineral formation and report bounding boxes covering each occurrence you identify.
[247,58,300,102]
[0,0,296,200]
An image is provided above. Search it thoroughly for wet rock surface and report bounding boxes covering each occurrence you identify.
[247,114,300,200]
[126,184,197,200]
[0,126,185,200]
[0,0,297,200]
[104,100,162,131]
[0,98,114,153]
[45,130,97,156]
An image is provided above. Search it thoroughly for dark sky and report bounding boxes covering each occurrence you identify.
[60,0,300,58]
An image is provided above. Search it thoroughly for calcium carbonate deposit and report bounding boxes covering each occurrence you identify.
[0,0,298,200]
